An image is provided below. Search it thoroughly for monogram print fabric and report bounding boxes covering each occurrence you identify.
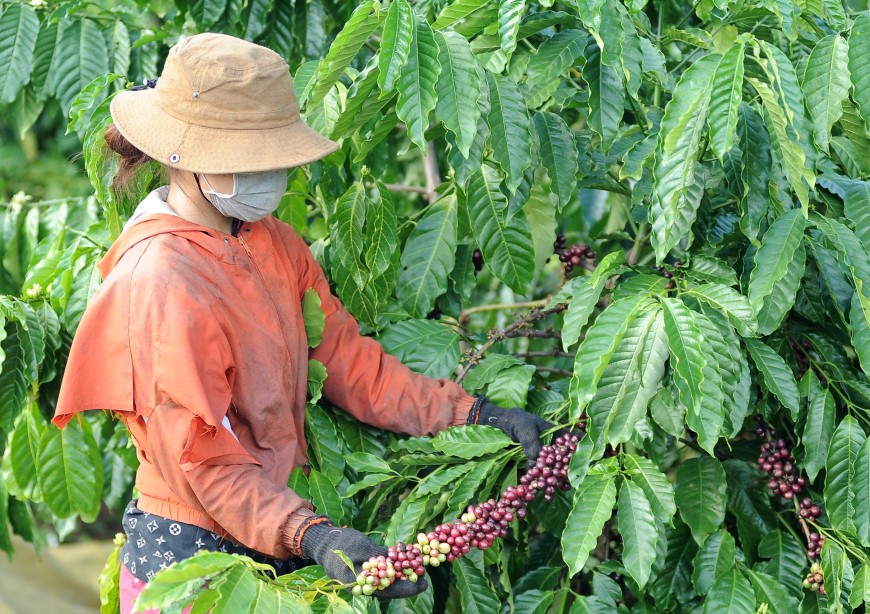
[119,499,305,582]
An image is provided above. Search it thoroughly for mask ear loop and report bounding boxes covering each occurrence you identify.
[193,173,211,203]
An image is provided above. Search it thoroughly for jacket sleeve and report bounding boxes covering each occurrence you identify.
[295,236,475,435]
[130,263,314,558]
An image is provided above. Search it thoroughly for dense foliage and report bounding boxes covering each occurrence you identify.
[4,0,870,610]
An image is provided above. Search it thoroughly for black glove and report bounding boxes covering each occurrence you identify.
[468,398,554,467]
[300,521,428,600]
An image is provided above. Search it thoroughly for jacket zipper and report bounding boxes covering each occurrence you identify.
[237,233,295,361]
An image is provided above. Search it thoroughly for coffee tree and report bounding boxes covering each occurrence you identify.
[2,0,870,610]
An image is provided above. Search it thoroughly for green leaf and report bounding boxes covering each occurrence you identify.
[849,14,870,135]
[305,405,344,484]
[210,564,258,614]
[434,31,482,158]
[562,470,618,575]
[0,471,11,556]
[687,311,727,454]
[99,535,123,614]
[692,530,736,595]
[364,182,399,279]
[855,435,870,546]
[744,339,800,420]
[331,183,368,288]
[134,553,239,610]
[396,16,441,150]
[649,521,698,607]
[660,297,707,418]
[850,564,870,608]
[30,21,58,97]
[747,77,814,213]
[824,415,865,536]
[699,308,750,438]
[379,0,413,92]
[9,403,45,500]
[674,456,727,545]
[737,103,771,246]
[756,530,807,594]
[308,1,380,107]
[526,30,586,86]
[0,323,26,432]
[821,539,850,612]
[561,251,627,349]
[0,3,39,104]
[844,181,870,259]
[398,194,457,318]
[433,0,489,30]
[703,569,755,614]
[587,307,668,448]
[466,165,534,293]
[486,363,535,408]
[462,354,524,392]
[307,360,327,404]
[455,555,500,614]
[47,19,110,116]
[623,454,676,525]
[708,42,745,161]
[432,426,513,459]
[683,283,757,337]
[308,469,347,525]
[302,289,325,348]
[330,60,388,139]
[569,295,656,419]
[801,370,835,483]
[498,0,525,56]
[512,590,554,614]
[802,34,850,152]
[747,209,805,333]
[485,72,533,194]
[618,479,658,588]
[37,420,104,521]
[378,319,460,379]
[652,54,719,263]
[584,40,623,150]
[533,111,578,210]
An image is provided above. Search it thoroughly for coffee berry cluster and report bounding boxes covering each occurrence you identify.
[755,417,827,594]
[352,431,581,594]
[553,235,595,275]
[754,417,806,500]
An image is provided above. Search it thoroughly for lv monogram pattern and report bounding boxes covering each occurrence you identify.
[119,499,305,582]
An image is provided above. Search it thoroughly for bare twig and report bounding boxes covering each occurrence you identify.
[516,351,575,359]
[383,183,430,195]
[459,299,550,326]
[532,367,573,377]
[422,141,441,203]
[455,303,569,384]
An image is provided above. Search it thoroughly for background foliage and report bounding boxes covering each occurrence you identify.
[4,0,870,610]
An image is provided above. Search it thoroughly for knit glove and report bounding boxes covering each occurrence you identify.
[468,398,554,467]
[300,521,429,600]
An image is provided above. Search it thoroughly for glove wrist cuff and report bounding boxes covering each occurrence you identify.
[466,396,489,425]
[294,515,332,559]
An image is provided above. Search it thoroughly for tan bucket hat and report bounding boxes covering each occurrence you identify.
[110,32,339,174]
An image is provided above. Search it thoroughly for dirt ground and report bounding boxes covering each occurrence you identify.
[0,536,115,614]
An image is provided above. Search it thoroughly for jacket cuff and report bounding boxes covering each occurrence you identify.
[451,392,477,426]
[281,507,317,557]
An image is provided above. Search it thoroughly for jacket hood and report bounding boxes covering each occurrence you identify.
[99,214,229,279]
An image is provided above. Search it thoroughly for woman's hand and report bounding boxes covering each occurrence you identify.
[469,398,554,467]
[300,522,429,599]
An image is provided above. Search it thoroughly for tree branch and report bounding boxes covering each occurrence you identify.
[422,141,441,203]
[455,303,569,384]
[383,183,430,195]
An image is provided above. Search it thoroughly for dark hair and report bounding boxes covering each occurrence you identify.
[104,123,153,191]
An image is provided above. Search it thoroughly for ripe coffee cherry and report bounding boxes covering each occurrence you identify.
[472,249,484,273]
[354,430,583,595]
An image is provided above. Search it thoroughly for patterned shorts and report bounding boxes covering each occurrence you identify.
[119,499,306,582]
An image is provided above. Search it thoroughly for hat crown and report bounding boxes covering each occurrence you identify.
[154,32,300,130]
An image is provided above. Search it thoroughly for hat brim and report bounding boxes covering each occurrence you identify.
[110,89,340,174]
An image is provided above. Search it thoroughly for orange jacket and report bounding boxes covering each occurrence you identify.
[54,213,474,558]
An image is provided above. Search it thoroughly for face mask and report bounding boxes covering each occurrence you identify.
[201,170,287,222]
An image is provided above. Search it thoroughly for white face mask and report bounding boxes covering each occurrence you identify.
[201,170,287,222]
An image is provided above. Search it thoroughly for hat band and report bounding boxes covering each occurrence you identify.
[154,94,301,130]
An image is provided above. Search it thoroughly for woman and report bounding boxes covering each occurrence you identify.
[52,32,553,611]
